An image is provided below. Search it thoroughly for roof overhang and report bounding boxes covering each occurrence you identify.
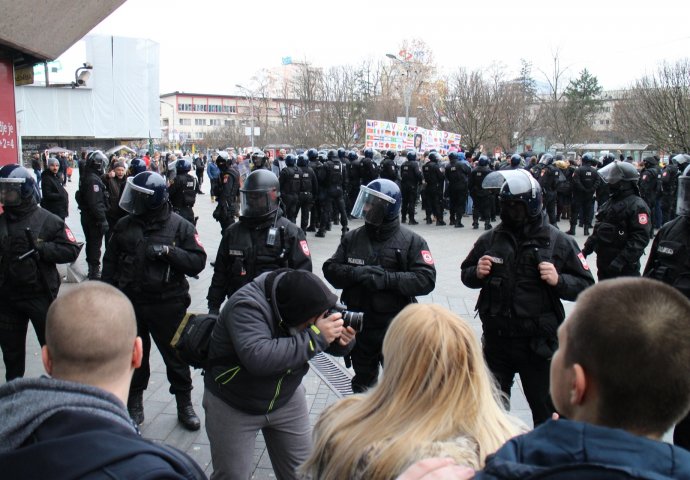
[0,0,126,66]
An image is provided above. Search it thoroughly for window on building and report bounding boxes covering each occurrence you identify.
[209,119,222,126]
[194,132,204,139]
[223,105,237,114]
[161,119,169,127]
[194,104,207,112]
[179,118,192,126]
[225,119,235,127]
[178,103,192,112]
[195,118,207,126]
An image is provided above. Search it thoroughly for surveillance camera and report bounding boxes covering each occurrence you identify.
[83,62,93,69]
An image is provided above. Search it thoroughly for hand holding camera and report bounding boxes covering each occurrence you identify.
[315,311,344,344]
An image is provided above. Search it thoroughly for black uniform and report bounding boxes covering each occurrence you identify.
[582,183,651,280]
[308,158,324,231]
[461,213,594,425]
[538,164,560,226]
[296,160,318,232]
[659,163,679,224]
[317,159,349,237]
[77,169,109,273]
[194,156,206,192]
[380,157,399,182]
[40,170,69,220]
[445,159,471,227]
[469,164,493,229]
[360,157,379,186]
[279,165,301,224]
[556,164,575,221]
[644,215,690,447]
[570,164,600,232]
[102,204,206,397]
[400,160,423,224]
[0,200,81,380]
[212,167,239,233]
[168,172,198,225]
[347,157,362,213]
[207,213,312,312]
[639,165,661,227]
[323,219,436,392]
[422,160,445,225]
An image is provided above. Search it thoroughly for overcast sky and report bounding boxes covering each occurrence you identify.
[86,0,689,95]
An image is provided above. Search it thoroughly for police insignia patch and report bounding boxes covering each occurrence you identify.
[638,213,649,225]
[421,250,434,265]
[93,185,99,192]
[300,240,311,256]
[577,252,589,270]
[65,227,76,243]
[194,233,204,247]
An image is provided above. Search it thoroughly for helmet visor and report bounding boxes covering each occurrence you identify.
[677,176,690,217]
[351,185,396,226]
[598,161,638,184]
[119,176,154,215]
[0,178,24,207]
[240,189,278,218]
[482,169,536,195]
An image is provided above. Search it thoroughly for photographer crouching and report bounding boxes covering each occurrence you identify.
[203,269,356,480]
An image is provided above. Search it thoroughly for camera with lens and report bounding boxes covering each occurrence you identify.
[326,303,364,332]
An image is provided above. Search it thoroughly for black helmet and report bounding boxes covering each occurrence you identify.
[598,160,640,184]
[483,170,542,219]
[601,152,616,166]
[643,156,659,168]
[327,149,338,160]
[677,165,690,217]
[581,152,597,165]
[385,150,396,160]
[337,147,347,159]
[0,164,39,207]
[448,152,459,161]
[317,150,328,161]
[176,158,192,174]
[351,179,402,226]
[477,155,489,167]
[510,154,522,167]
[363,148,374,159]
[307,148,319,161]
[296,154,309,167]
[251,151,266,168]
[239,170,280,218]
[540,153,554,165]
[347,150,358,161]
[673,154,690,167]
[285,154,297,167]
[86,150,107,174]
[216,151,229,172]
[428,152,441,163]
[129,158,147,176]
[119,171,169,215]
[406,151,417,162]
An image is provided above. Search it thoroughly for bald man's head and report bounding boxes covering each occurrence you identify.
[45,282,137,384]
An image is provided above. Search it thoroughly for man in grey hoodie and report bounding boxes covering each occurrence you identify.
[0,281,205,479]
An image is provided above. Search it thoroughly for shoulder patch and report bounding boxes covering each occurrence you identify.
[93,184,99,192]
[300,239,311,256]
[194,233,204,248]
[577,252,589,270]
[65,227,77,243]
[421,250,434,265]
[638,213,649,225]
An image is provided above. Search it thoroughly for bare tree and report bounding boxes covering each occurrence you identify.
[319,65,369,148]
[615,59,690,152]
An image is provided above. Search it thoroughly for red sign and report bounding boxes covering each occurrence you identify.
[0,58,18,165]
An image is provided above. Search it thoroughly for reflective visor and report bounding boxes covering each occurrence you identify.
[677,177,690,217]
[0,179,24,207]
[119,176,154,215]
[350,185,395,226]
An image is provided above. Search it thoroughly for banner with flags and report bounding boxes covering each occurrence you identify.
[364,119,462,154]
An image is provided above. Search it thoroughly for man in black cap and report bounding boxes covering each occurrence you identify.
[203,269,356,480]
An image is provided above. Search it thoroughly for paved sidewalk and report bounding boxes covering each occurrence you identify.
[4,169,651,478]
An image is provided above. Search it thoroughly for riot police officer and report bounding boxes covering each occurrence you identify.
[582,161,651,280]
[568,152,600,236]
[469,155,493,230]
[400,150,423,225]
[207,169,312,314]
[346,150,361,214]
[380,150,399,182]
[461,169,594,425]
[101,171,207,430]
[128,157,147,177]
[659,154,689,224]
[537,153,560,226]
[316,150,349,238]
[77,150,110,279]
[0,165,81,381]
[212,152,240,233]
[639,156,662,236]
[295,153,318,233]
[168,157,198,225]
[595,152,616,207]
[445,151,471,228]
[279,153,301,224]
[323,179,436,392]
[306,148,323,232]
[422,151,445,225]
[644,162,690,448]
[250,151,269,171]
[360,148,379,186]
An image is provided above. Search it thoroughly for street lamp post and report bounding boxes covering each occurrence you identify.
[160,100,176,150]
[386,53,416,125]
[235,84,257,150]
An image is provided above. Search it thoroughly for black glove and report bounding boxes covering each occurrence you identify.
[99,221,109,237]
[208,307,220,316]
[353,265,385,283]
[145,244,169,260]
[362,267,387,290]
[609,257,625,275]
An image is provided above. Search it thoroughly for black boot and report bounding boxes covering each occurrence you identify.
[315,230,326,238]
[127,391,144,425]
[401,216,407,223]
[455,222,464,228]
[176,391,200,431]
[87,263,101,280]
[409,218,419,225]
[484,223,492,230]
[426,217,433,225]
[436,219,446,226]
[566,226,576,236]
[583,226,590,236]
[341,227,349,239]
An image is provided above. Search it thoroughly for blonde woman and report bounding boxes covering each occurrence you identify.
[301,303,524,480]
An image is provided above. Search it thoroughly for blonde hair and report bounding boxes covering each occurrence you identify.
[301,304,520,479]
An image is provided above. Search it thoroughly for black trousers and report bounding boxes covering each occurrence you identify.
[130,298,192,395]
[483,334,554,426]
[472,194,491,226]
[401,184,418,221]
[571,195,595,228]
[0,296,51,381]
[296,193,314,231]
[196,167,204,187]
[320,193,347,233]
[282,193,298,224]
[81,215,105,266]
[543,191,558,225]
[448,187,468,225]
[424,187,443,221]
[351,326,387,393]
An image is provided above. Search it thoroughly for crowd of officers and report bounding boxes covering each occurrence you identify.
[3,141,690,470]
